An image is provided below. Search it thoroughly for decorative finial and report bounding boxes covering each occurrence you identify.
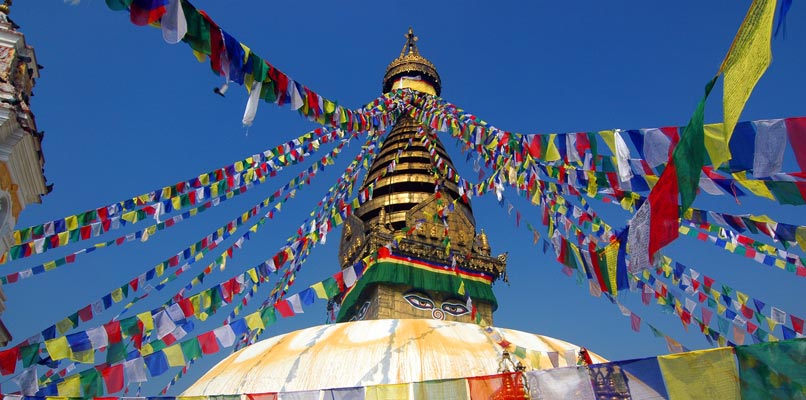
[0,0,11,15]
[400,26,419,57]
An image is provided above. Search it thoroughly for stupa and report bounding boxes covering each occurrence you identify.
[182,28,607,396]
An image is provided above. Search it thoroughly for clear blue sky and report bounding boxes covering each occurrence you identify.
[5,0,806,395]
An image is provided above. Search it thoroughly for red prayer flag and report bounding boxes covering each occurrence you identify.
[791,315,805,334]
[179,298,195,317]
[0,346,19,375]
[198,331,220,355]
[247,393,278,400]
[630,313,641,332]
[648,163,680,259]
[785,117,806,172]
[275,300,294,318]
[467,372,525,400]
[101,363,124,393]
[78,305,93,322]
[129,0,168,26]
[741,304,755,319]
[104,320,122,344]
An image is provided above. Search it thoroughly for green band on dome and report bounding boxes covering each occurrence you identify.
[337,259,497,322]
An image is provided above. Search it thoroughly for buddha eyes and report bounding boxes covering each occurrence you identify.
[441,302,469,316]
[403,292,470,317]
[404,293,435,310]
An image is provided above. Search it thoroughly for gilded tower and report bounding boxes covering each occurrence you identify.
[337,28,506,324]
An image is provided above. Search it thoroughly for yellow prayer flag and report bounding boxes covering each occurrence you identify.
[200,290,212,310]
[171,196,182,211]
[703,123,730,168]
[644,174,659,188]
[56,375,81,397]
[605,242,619,296]
[191,49,206,62]
[44,261,57,271]
[111,287,124,303]
[365,383,410,400]
[137,311,154,333]
[245,312,264,331]
[45,337,72,360]
[736,291,749,305]
[732,172,775,200]
[141,343,155,356]
[163,344,186,367]
[599,130,617,154]
[121,211,138,223]
[767,316,778,331]
[457,280,466,296]
[69,349,94,364]
[721,0,777,140]
[545,134,561,162]
[795,227,806,251]
[247,268,258,283]
[586,171,597,197]
[65,215,78,231]
[311,282,328,299]
[58,232,69,246]
[56,317,74,335]
[659,347,739,399]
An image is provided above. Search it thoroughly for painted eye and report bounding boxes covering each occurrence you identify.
[404,293,434,310]
[441,302,470,316]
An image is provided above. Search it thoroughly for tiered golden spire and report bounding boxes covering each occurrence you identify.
[383,27,442,95]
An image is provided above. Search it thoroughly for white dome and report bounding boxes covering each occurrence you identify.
[183,319,606,395]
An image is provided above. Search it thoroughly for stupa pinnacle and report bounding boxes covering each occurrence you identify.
[337,28,506,324]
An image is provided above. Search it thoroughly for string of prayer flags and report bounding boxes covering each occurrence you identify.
[3,133,379,377]
[105,0,406,128]
[1,125,362,264]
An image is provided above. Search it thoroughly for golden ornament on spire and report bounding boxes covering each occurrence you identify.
[0,0,11,15]
[383,27,441,95]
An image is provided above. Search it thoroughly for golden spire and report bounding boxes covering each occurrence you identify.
[383,27,441,95]
[400,27,419,57]
[0,0,11,15]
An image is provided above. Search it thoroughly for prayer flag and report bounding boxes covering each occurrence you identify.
[736,339,806,399]
[365,383,409,400]
[721,0,777,141]
[102,363,124,393]
[57,374,81,397]
[658,347,739,399]
[160,0,187,44]
[525,369,595,399]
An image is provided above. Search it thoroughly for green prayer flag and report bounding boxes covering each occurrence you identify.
[260,307,277,326]
[181,1,211,55]
[736,338,806,399]
[765,181,806,205]
[119,316,140,337]
[322,277,341,298]
[80,368,103,397]
[20,343,40,368]
[106,342,127,364]
[675,76,717,212]
[105,0,132,11]
[180,338,203,361]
